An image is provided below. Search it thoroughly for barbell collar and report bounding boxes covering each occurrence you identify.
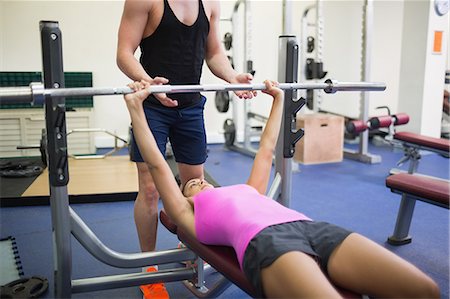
[30,82,45,106]
[0,80,386,105]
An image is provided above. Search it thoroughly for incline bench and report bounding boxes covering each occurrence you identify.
[387,131,450,245]
[160,210,362,298]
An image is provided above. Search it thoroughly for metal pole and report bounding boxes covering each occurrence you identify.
[314,0,324,112]
[275,35,298,208]
[231,0,244,146]
[343,0,381,164]
[40,20,72,298]
[359,0,373,158]
[282,0,293,35]
[243,0,253,151]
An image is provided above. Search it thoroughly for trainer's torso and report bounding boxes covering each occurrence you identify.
[140,0,210,109]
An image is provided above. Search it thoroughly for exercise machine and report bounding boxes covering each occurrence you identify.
[299,0,328,112]
[386,132,449,245]
[219,0,263,157]
[0,21,385,298]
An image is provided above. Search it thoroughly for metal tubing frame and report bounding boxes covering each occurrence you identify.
[387,144,420,245]
[72,267,196,293]
[19,21,388,298]
[274,35,302,207]
[70,207,197,268]
[343,0,381,164]
[388,139,449,245]
[38,21,228,298]
[66,128,128,159]
[40,20,72,299]
[183,276,232,298]
[225,0,258,157]
[299,0,325,112]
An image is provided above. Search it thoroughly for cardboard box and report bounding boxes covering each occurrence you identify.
[294,113,344,164]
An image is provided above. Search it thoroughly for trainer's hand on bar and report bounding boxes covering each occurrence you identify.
[232,73,257,99]
[149,76,178,107]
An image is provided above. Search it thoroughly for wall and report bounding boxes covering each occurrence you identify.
[397,0,449,137]
[0,1,129,147]
[0,2,3,71]
[0,0,422,146]
[289,0,404,119]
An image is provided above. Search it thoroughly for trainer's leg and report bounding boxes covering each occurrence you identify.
[261,251,342,298]
[177,163,204,186]
[135,162,159,252]
[327,233,440,298]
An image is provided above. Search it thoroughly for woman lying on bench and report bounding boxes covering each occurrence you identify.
[124,80,439,298]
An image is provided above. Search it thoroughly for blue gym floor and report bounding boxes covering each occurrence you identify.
[1,141,449,299]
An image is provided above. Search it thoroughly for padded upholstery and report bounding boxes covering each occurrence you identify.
[386,173,450,208]
[160,210,257,297]
[394,132,450,152]
[160,210,362,298]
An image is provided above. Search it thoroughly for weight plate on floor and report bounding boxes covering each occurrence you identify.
[0,276,48,298]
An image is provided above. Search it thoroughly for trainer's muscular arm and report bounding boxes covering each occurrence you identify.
[204,2,256,99]
[117,0,153,82]
[246,81,284,194]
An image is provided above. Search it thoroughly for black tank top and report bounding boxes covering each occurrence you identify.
[140,0,210,109]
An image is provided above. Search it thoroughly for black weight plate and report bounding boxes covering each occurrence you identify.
[215,91,230,113]
[223,119,236,147]
[0,276,48,298]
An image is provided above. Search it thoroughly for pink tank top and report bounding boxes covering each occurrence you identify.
[194,184,311,269]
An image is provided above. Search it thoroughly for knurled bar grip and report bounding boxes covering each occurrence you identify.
[0,79,386,105]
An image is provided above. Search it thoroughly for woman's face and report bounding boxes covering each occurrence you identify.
[182,178,213,198]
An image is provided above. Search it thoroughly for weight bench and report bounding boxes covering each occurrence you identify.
[391,132,449,174]
[387,132,450,245]
[160,210,362,298]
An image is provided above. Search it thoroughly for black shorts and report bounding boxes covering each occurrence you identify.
[130,96,207,165]
[242,220,352,298]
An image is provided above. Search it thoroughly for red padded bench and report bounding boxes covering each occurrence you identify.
[394,131,450,154]
[160,210,361,298]
[387,173,449,209]
[387,132,449,245]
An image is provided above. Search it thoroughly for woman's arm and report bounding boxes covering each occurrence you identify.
[124,81,196,236]
[246,81,284,194]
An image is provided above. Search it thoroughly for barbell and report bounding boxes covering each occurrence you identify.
[0,79,386,106]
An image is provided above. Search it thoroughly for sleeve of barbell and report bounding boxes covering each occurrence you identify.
[0,86,33,105]
[333,82,386,92]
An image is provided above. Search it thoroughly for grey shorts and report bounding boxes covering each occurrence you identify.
[242,220,352,298]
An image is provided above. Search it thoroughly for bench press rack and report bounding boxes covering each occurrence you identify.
[0,20,386,298]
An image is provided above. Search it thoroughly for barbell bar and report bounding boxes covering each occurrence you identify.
[0,79,386,106]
